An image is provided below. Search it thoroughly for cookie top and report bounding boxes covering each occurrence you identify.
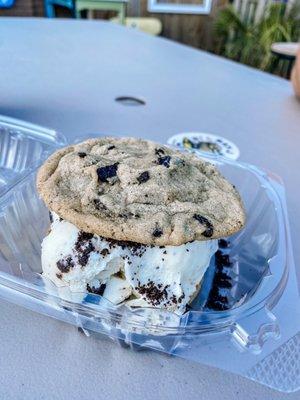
[37,137,245,246]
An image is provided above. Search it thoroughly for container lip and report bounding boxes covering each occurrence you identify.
[0,115,67,200]
[0,114,67,147]
[0,123,289,335]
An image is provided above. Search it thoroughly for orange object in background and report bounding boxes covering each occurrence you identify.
[291,49,300,99]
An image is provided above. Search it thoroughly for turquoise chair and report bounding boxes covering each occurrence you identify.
[44,0,127,24]
[0,0,15,7]
[45,0,76,17]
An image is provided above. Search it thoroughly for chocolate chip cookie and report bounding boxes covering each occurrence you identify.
[37,137,245,245]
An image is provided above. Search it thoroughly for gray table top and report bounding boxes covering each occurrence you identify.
[0,17,299,400]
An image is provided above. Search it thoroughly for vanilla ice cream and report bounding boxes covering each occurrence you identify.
[42,213,217,313]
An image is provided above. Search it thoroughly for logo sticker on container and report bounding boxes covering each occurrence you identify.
[167,132,240,161]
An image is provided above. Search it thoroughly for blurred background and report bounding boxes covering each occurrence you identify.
[1,0,299,78]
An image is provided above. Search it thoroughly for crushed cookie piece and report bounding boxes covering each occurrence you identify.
[77,231,94,242]
[100,248,109,257]
[74,231,95,267]
[87,283,106,296]
[218,239,230,248]
[215,250,231,267]
[57,256,74,273]
[136,281,169,306]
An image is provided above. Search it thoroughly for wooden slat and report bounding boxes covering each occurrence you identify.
[126,0,228,51]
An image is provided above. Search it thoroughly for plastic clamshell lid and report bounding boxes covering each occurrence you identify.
[0,116,297,393]
[0,115,66,196]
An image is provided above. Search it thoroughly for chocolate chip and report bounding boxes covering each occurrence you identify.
[78,152,87,158]
[56,273,62,279]
[107,145,115,151]
[87,283,106,296]
[193,214,214,237]
[153,227,163,237]
[155,148,165,156]
[57,256,74,273]
[97,163,119,183]
[137,171,150,184]
[118,211,134,219]
[93,199,107,211]
[157,155,171,168]
[49,211,53,223]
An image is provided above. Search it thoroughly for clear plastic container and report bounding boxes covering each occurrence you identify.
[0,116,298,393]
